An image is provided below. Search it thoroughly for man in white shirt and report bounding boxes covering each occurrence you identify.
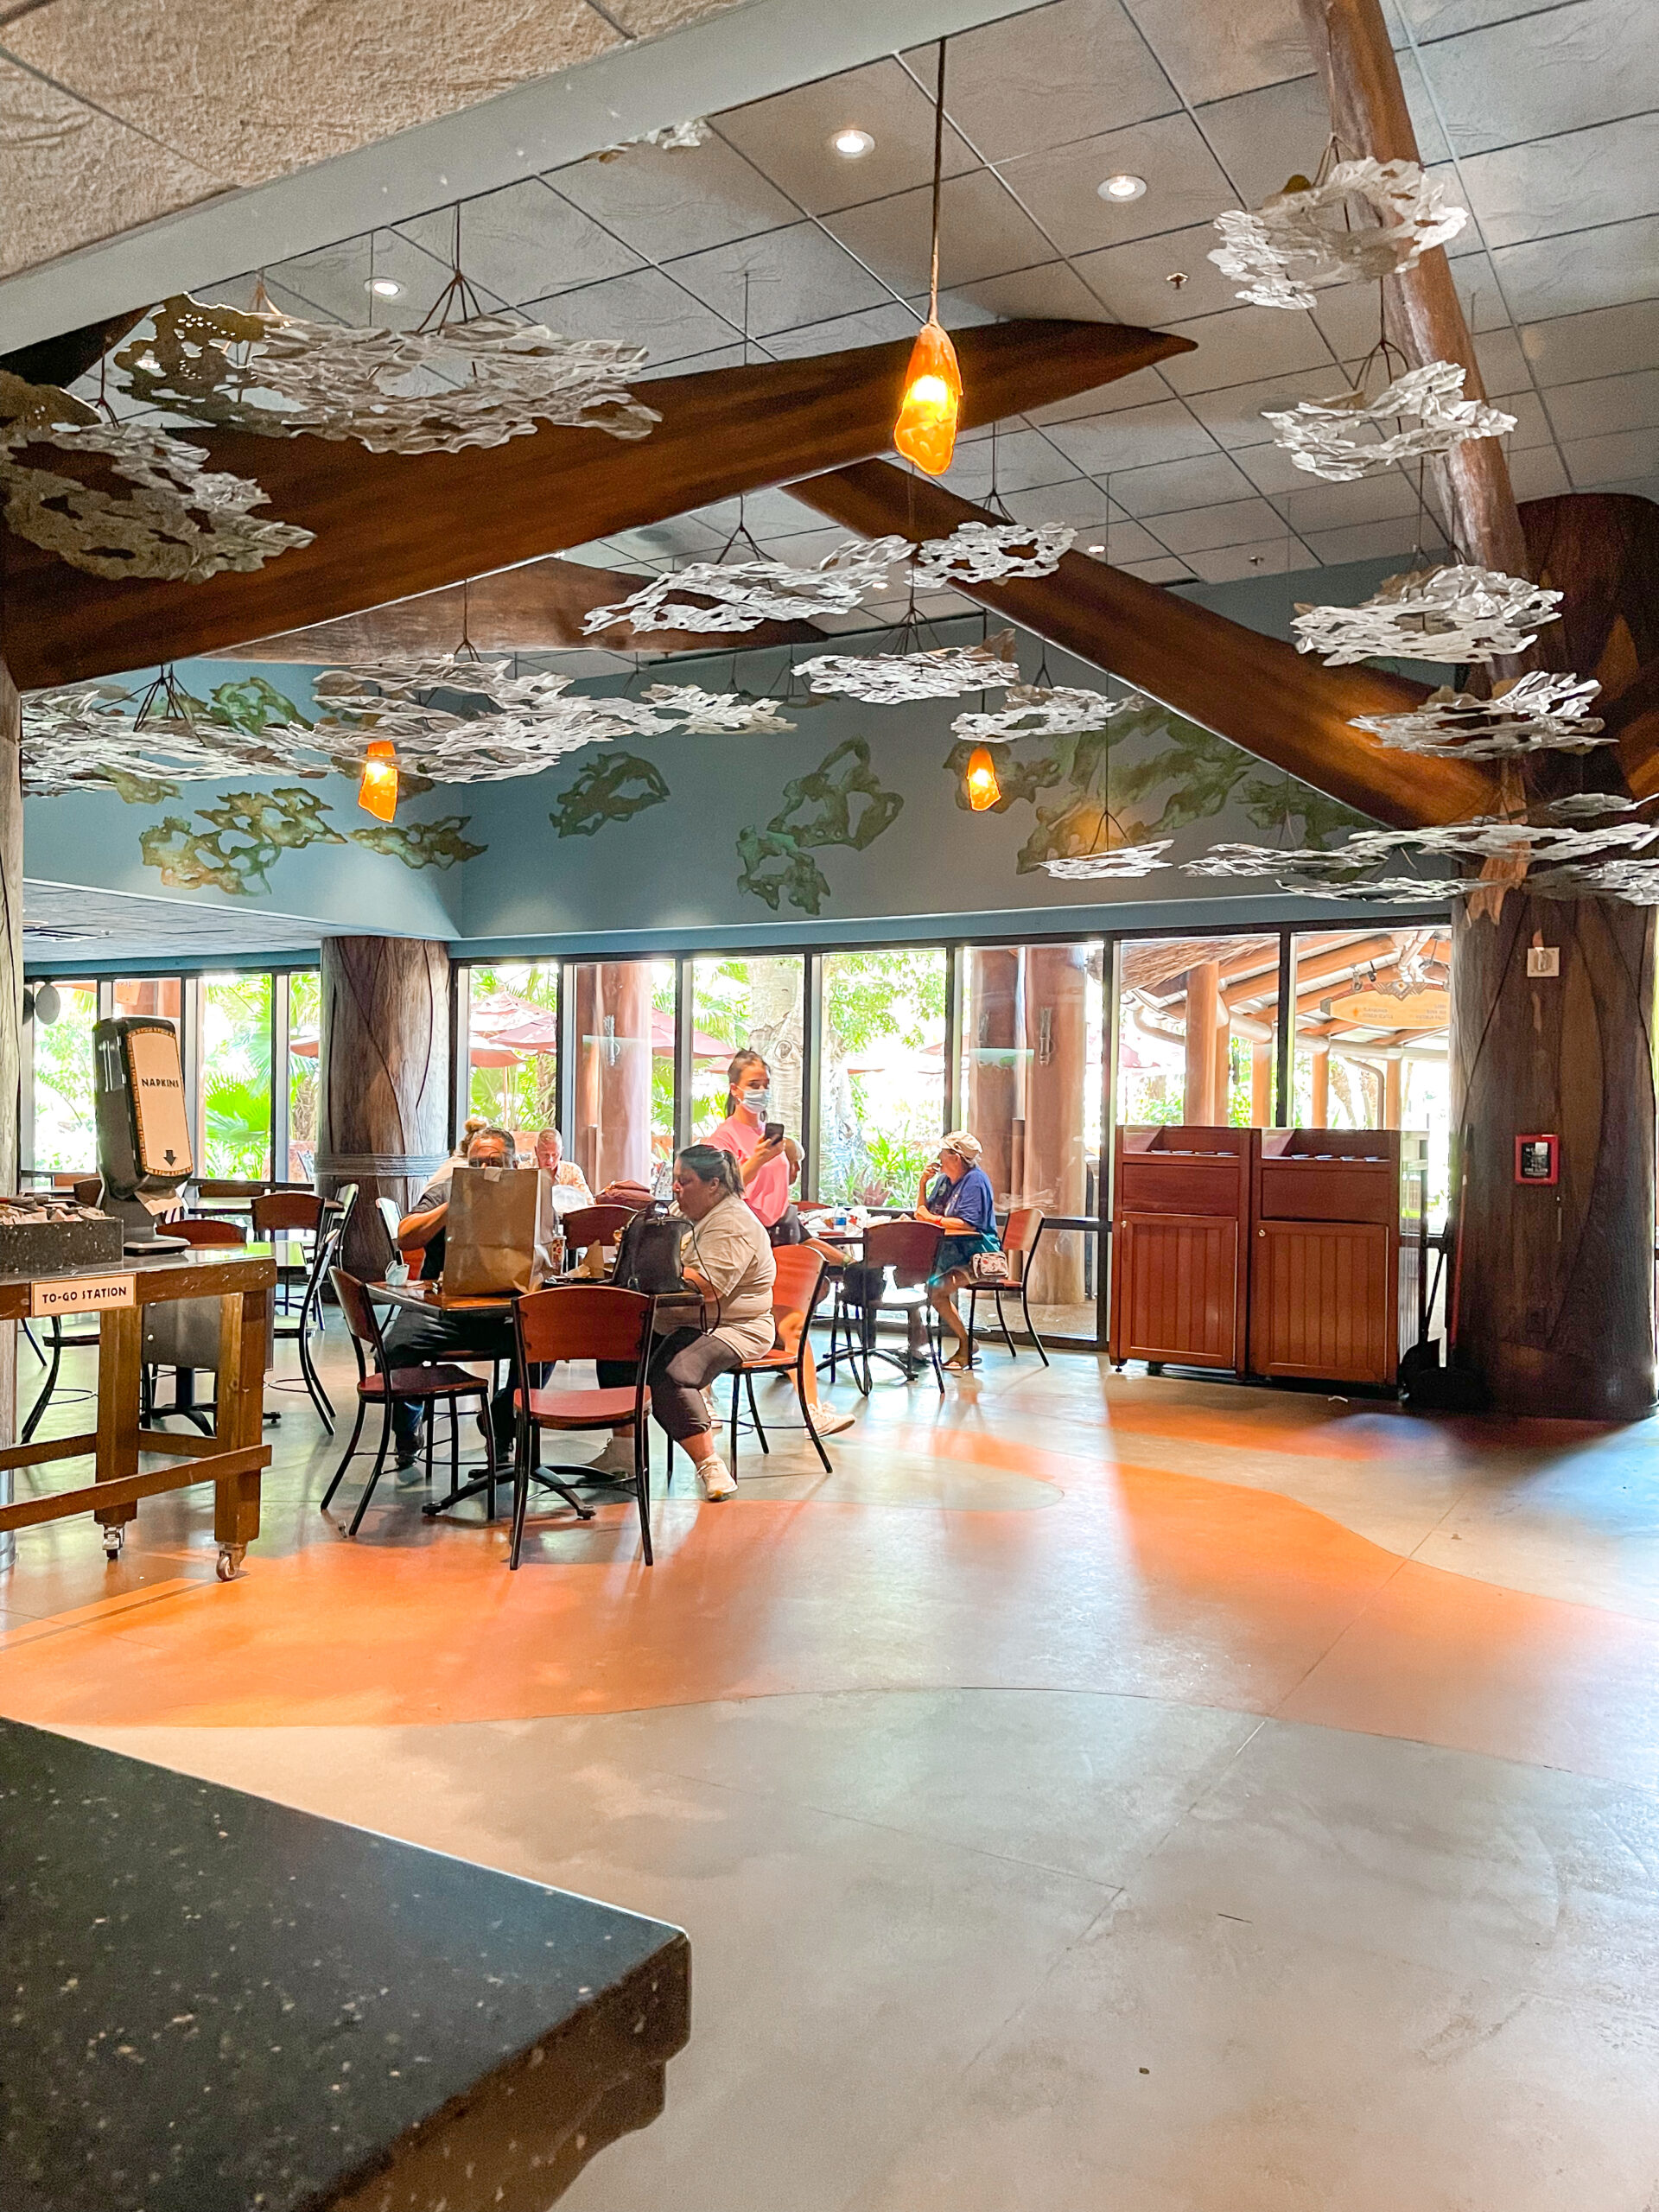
[528,1126,594,1217]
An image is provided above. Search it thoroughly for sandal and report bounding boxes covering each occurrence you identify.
[943,1350,977,1373]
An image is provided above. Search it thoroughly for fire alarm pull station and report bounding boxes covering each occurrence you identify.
[1516,1134,1560,1185]
[1527,946,1560,977]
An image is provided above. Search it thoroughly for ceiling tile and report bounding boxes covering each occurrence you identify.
[1023,365,1180,423]
[1414,0,1659,159]
[1184,534,1316,582]
[1071,222,1241,325]
[1191,75,1332,209]
[995,111,1238,257]
[1278,471,1425,531]
[1119,553,1202,581]
[1543,367,1659,441]
[1497,389,1555,448]
[1078,518,1176,562]
[715,59,978,219]
[1446,248,1517,333]
[1394,0,1567,34]
[602,515,729,564]
[824,168,1061,294]
[941,261,1116,323]
[1122,0,1312,105]
[517,266,740,369]
[1473,324,1531,395]
[1308,283,1396,361]
[1506,445,1572,499]
[1154,494,1289,550]
[759,303,920,359]
[1111,448,1258,514]
[938,424,1082,496]
[1563,425,1659,486]
[663,220,894,336]
[1520,298,1659,385]
[550,134,802,261]
[1491,215,1659,325]
[1044,397,1219,474]
[1301,516,1440,564]
[909,0,1178,164]
[1182,368,1345,447]
[1157,303,1339,392]
[397,179,643,307]
[1000,480,1122,528]
[1233,439,1333,495]
[695,487,835,538]
[1456,112,1659,252]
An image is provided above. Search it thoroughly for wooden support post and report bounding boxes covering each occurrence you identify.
[965,949,1020,1207]
[1214,1024,1233,1128]
[317,937,450,1277]
[575,964,654,1192]
[1185,962,1221,1124]
[1023,944,1089,1306]
[1383,1055,1403,1130]
[0,659,18,1570]
[1309,1043,1331,1127]
[1251,1039,1274,1128]
[1452,894,1656,1419]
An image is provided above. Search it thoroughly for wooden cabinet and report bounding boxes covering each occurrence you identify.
[1249,1129,1427,1385]
[1110,1127,1255,1373]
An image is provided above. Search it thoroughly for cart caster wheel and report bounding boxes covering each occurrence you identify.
[102,1526,124,1560]
[215,1544,245,1582]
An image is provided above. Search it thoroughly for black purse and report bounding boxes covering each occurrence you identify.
[611,1211,690,1295]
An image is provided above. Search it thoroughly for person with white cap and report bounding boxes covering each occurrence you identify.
[914,1130,1001,1371]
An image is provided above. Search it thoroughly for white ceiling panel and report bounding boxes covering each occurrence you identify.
[548,137,802,262]
[1393,0,1565,35]
[995,111,1239,255]
[1472,324,1532,396]
[1157,303,1339,392]
[1023,366,1180,423]
[1122,0,1310,106]
[1563,426,1659,486]
[1456,114,1659,251]
[1544,368,1659,442]
[1184,534,1313,581]
[715,59,980,216]
[397,179,645,304]
[823,168,1062,293]
[664,219,898,334]
[1506,445,1573,499]
[1110,448,1259,514]
[1000,480,1122,527]
[1189,76,1333,209]
[1044,398,1220,473]
[1491,217,1659,327]
[519,265,742,366]
[1120,553,1199,580]
[1447,249,1520,334]
[758,302,921,357]
[1420,0,1658,157]
[940,260,1114,321]
[1521,299,1659,386]
[938,423,1082,493]
[910,0,1179,162]
[1154,494,1290,550]
[1302,516,1441,564]
[1071,222,1241,326]
[1276,472,1427,532]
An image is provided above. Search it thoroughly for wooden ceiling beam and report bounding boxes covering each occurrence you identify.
[792,461,1497,829]
[2,318,1191,690]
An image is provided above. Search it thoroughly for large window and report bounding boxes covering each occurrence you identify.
[1292,925,1452,1223]
[287,970,321,1179]
[570,959,676,1192]
[817,949,947,1205]
[960,943,1104,1339]
[28,979,99,1173]
[467,962,561,1141]
[200,973,273,1178]
[1117,935,1283,1130]
[690,956,805,1142]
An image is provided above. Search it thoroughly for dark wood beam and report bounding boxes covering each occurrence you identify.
[2,318,1189,690]
[207,553,823,662]
[792,460,1497,830]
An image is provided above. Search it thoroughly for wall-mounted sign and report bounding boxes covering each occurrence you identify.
[30,1273,136,1317]
[1526,946,1560,978]
[1515,1134,1559,1185]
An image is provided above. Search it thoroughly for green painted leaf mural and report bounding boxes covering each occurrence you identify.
[551,752,671,836]
[738,737,903,914]
[140,785,345,895]
[350,815,485,869]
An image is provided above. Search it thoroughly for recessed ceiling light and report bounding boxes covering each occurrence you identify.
[1098,173,1147,202]
[831,127,875,158]
[1087,544,1106,554]
[365,276,402,298]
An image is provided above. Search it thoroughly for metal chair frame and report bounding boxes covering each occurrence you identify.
[965,1210,1051,1368]
[728,1246,833,1476]
[266,1186,356,1432]
[510,1286,655,1568]
[826,1219,944,1395]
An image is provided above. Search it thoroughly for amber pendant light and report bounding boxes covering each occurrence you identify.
[357,737,399,820]
[894,41,961,477]
[963,743,1002,810]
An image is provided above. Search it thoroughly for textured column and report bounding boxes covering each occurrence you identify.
[1309,1042,1330,1126]
[317,937,450,1277]
[575,964,653,1192]
[1022,944,1088,1306]
[0,662,19,1567]
[1452,893,1656,1418]
[1184,961,1221,1124]
[965,949,1020,1206]
[1250,1039,1274,1128]
[1383,1055,1402,1129]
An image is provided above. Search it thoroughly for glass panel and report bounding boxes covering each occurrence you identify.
[29,979,99,1174]
[287,970,321,1179]
[817,949,947,1205]
[569,959,676,1192]
[690,956,806,1143]
[958,943,1104,1341]
[466,962,561,1146]
[1117,934,1283,1130]
[200,973,273,1178]
[1293,924,1452,1225]
[111,976,181,1027]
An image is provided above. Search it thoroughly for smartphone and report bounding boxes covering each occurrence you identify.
[764,1121,785,1144]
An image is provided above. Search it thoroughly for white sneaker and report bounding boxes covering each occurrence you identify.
[697,1457,737,1501]
[810,1405,855,1438]
[586,1436,637,1480]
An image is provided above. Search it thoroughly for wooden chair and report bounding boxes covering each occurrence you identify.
[726,1244,833,1476]
[829,1218,944,1395]
[165,1216,246,1247]
[561,1204,638,1274]
[509,1286,652,1568]
[321,1268,499,1537]
[966,1207,1050,1367]
[71,1177,102,1208]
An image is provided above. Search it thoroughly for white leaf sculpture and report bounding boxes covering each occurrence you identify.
[1263,361,1516,481]
[1350,672,1607,757]
[641,685,797,734]
[1043,841,1173,880]
[1292,564,1562,666]
[912,520,1075,586]
[0,371,313,583]
[314,658,677,780]
[115,294,660,453]
[1209,157,1468,310]
[584,537,909,635]
[798,629,1019,704]
[953,683,1133,742]
[21,683,322,796]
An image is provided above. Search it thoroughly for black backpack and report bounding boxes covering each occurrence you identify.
[611,1210,690,1295]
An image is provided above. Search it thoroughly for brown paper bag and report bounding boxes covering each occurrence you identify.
[443,1166,557,1297]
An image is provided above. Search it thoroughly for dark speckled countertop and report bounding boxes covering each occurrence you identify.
[0,1719,690,2211]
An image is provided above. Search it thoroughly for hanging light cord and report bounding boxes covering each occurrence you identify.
[928,40,946,324]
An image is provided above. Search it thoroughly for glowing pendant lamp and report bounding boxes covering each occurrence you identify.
[894,41,961,478]
[358,737,399,821]
[964,744,1001,810]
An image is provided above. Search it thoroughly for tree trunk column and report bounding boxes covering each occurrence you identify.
[1022,945,1088,1306]
[966,949,1020,1207]
[317,937,451,1277]
[1452,894,1656,1420]
[0,663,20,1572]
[1185,961,1221,1124]
[575,963,653,1192]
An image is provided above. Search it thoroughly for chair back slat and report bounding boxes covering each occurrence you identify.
[72,1177,103,1208]
[253,1191,326,1233]
[767,1244,826,1358]
[330,1268,388,1358]
[194,1179,269,1197]
[561,1205,637,1253]
[514,1283,653,1366]
[1001,1206,1044,1281]
[863,1217,942,1286]
[168,1217,246,1247]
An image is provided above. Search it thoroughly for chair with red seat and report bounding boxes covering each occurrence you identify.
[727,1244,833,1476]
[560,1204,639,1272]
[965,1205,1050,1367]
[321,1268,501,1537]
[829,1217,944,1394]
[510,1285,655,1569]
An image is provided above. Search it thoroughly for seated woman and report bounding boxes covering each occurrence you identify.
[588,1145,776,1501]
[913,1130,1001,1373]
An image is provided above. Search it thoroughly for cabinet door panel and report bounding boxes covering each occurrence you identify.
[1251,1221,1390,1382]
[1116,1213,1240,1368]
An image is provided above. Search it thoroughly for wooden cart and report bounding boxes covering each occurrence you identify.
[0,1246,274,1580]
[1249,1129,1428,1386]
[1109,1126,1257,1376]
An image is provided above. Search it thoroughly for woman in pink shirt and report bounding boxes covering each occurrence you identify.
[707,1049,855,1438]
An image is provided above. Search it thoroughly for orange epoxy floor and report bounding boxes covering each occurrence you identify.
[2,1336,1657,1785]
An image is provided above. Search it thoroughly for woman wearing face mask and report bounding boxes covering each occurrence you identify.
[708,1047,855,1439]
